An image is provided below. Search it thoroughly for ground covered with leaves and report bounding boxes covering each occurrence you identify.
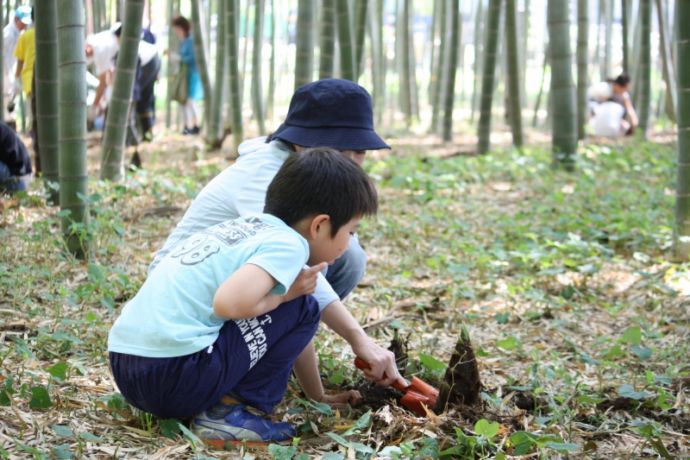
[1,134,689,459]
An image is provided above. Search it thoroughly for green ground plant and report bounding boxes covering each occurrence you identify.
[0,139,688,458]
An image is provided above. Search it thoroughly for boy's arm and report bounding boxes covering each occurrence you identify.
[293,340,361,405]
[214,263,326,319]
[321,300,407,387]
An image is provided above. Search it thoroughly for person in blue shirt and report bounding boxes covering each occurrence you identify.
[108,148,378,446]
[172,16,203,135]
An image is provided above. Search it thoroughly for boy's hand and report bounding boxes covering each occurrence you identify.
[318,390,362,408]
[353,338,407,388]
[284,263,327,302]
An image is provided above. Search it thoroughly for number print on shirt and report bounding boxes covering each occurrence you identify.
[170,234,220,265]
[169,217,273,266]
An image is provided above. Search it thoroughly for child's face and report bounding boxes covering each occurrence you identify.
[339,150,367,166]
[308,216,361,266]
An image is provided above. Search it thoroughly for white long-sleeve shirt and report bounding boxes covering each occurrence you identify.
[3,22,20,81]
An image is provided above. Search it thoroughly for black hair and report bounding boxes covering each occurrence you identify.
[172,16,191,37]
[608,74,631,87]
[113,24,122,37]
[264,147,378,236]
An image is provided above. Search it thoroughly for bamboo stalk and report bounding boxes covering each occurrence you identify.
[57,0,89,257]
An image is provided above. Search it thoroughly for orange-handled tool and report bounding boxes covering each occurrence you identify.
[354,357,439,416]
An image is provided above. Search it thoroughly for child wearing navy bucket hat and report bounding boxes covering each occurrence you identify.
[124,79,404,445]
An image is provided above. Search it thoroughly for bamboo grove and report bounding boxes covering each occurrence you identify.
[2,0,686,258]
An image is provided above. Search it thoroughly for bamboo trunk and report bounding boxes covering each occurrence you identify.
[430,0,446,133]
[427,0,440,105]
[165,0,175,128]
[655,0,676,123]
[638,0,651,136]
[397,0,411,125]
[57,0,88,257]
[35,0,60,204]
[319,0,336,79]
[621,0,629,73]
[267,0,275,120]
[101,0,145,181]
[336,0,355,81]
[601,0,612,80]
[505,0,523,147]
[673,0,690,259]
[477,0,502,154]
[470,0,484,123]
[208,0,227,148]
[548,0,578,169]
[441,0,460,142]
[226,0,243,151]
[190,0,212,137]
[353,0,368,78]
[367,0,385,127]
[577,0,589,140]
[252,0,265,134]
[295,0,315,90]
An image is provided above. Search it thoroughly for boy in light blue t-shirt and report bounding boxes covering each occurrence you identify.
[107,148,378,446]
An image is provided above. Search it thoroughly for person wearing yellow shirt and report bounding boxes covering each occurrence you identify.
[13,7,38,170]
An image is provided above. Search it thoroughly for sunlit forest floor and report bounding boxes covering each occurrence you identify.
[1,126,689,459]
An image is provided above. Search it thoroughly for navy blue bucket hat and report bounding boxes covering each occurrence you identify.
[272,79,390,151]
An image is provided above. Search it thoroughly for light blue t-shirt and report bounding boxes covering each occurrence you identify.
[149,137,340,311]
[108,214,308,358]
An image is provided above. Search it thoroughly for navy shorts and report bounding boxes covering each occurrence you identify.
[109,295,321,419]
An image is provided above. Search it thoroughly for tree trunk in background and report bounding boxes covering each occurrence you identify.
[441,0,460,142]
[673,0,690,259]
[655,0,676,123]
[430,0,446,133]
[295,0,315,89]
[252,0,265,134]
[505,0,523,147]
[319,0,336,79]
[368,0,385,127]
[35,0,60,204]
[190,0,212,136]
[92,0,101,33]
[267,0,276,120]
[208,0,227,148]
[101,0,144,181]
[621,0,629,73]
[226,0,243,151]
[240,1,250,105]
[577,0,589,140]
[397,0,412,125]
[601,0,612,80]
[428,0,440,120]
[521,0,530,98]
[57,0,88,258]
[548,0,577,169]
[165,0,175,128]
[477,0,501,154]
[638,0,651,137]
[470,0,484,123]
[407,1,419,122]
[630,0,642,106]
[353,0,368,77]
[336,0,355,81]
